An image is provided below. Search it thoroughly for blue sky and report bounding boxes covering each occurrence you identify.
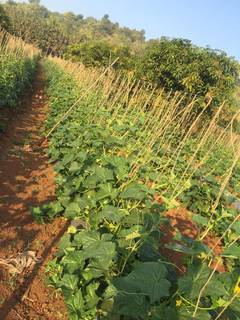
[16,0,240,60]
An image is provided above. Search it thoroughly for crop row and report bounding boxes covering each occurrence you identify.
[37,58,240,320]
[0,31,39,108]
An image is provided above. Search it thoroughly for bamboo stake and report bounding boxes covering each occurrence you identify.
[44,57,119,140]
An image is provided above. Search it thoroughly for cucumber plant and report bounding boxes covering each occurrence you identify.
[38,59,240,320]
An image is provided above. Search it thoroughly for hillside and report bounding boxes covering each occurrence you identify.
[0,4,240,320]
[2,0,145,54]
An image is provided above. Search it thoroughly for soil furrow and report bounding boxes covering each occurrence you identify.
[0,65,67,320]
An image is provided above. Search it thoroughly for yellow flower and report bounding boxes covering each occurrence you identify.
[234,277,240,296]
[67,226,77,234]
[199,252,208,260]
[176,299,182,307]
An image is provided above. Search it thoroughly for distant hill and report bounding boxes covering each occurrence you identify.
[1,0,145,54]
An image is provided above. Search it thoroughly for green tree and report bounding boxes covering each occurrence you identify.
[64,40,132,69]
[135,37,239,118]
[0,4,11,31]
[28,0,41,5]
[3,1,145,53]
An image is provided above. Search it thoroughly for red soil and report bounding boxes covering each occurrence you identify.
[160,207,225,273]
[0,66,68,320]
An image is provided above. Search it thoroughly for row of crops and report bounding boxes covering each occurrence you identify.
[0,30,39,109]
[36,57,240,320]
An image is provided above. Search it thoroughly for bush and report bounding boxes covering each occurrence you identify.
[64,40,133,70]
[134,38,239,118]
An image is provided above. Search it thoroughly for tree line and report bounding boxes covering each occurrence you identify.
[0,0,239,130]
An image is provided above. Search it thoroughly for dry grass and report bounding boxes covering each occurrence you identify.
[0,29,39,58]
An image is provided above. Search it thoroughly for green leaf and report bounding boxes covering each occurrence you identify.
[139,242,161,262]
[82,174,99,189]
[98,206,128,223]
[64,202,81,218]
[60,274,79,291]
[113,292,149,317]
[85,282,100,309]
[192,214,209,227]
[166,240,209,256]
[231,221,240,235]
[227,298,240,318]
[118,225,145,239]
[84,238,116,261]
[149,303,179,320]
[178,307,211,320]
[95,183,118,201]
[105,156,129,179]
[95,167,114,181]
[62,153,75,166]
[121,210,144,226]
[61,251,85,273]
[119,183,147,201]
[66,289,84,314]
[69,161,82,174]
[31,206,44,224]
[222,244,240,259]
[113,262,170,304]
[114,166,129,180]
[57,234,73,257]
[178,263,227,299]
[106,156,128,168]
[73,230,100,248]
[73,231,116,272]
[52,201,64,214]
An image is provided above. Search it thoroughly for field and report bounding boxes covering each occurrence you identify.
[31,57,239,319]
[0,30,240,320]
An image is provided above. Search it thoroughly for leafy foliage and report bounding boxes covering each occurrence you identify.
[0,53,37,107]
[64,41,132,70]
[40,60,240,320]
[3,1,145,55]
[134,38,239,120]
[3,1,239,128]
[0,4,11,31]
[0,31,38,108]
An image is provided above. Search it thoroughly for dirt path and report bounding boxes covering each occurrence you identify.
[0,65,68,320]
